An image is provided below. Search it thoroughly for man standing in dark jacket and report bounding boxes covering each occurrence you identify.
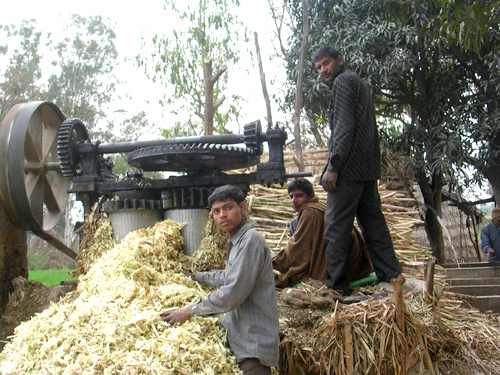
[313,46,404,295]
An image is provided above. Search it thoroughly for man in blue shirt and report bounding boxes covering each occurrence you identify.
[481,207,500,263]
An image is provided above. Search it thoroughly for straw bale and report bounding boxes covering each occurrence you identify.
[0,219,241,375]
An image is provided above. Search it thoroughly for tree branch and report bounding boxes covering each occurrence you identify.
[214,95,225,111]
[211,65,227,85]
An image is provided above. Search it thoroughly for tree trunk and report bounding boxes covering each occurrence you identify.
[291,0,309,172]
[306,109,326,148]
[254,32,273,128]
[204,59,215,135]
[483,134,500,205]
[416,168,446,264]
[0,199,28,314]
[203,59,227,136]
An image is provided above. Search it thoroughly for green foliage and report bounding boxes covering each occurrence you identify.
[137,0,249,135]
[27,249,47,271]
[283,0,500,196]
[28,269,76,286]
[45,14,119,136]
[0,19,44,120]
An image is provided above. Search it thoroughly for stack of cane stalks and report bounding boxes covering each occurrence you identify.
[248,183,440,282]
[248,183,500,374]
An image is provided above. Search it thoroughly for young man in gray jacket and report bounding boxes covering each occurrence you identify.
[161,185,279,374]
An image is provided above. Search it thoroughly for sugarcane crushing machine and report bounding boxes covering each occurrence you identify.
[0,101,306,258]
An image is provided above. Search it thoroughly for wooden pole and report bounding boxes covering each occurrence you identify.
[291,0,309,172]
[254,32,273,128]
[392,279,406,375]
[0,199,28,314]
[343,323,354,375]
[393,279,405,335]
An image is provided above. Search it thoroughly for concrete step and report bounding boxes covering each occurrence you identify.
[464,296,500,314]
[447,277,500,286]
[442,262,500,269]
[449,285,500,296]
[446,267,500,279]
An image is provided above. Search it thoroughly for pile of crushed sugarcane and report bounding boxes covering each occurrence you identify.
[73,202,115,276]
[248,183,443,282]
[0,220,241,375]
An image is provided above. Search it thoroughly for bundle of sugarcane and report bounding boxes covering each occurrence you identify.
[248,183,439,282]
[73,202,115,276]
[187,213,228,272]
[0,220,241,375]
[278,282,500,375]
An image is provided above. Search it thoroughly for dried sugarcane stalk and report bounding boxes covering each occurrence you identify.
[343,323,354,375]
[393,280,405,335]
[425,257,436,305]
[417,332,437,375]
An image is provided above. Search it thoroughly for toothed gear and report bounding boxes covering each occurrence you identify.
[244,120,263,155]
[127,143,259,172]
[57,118,89,178]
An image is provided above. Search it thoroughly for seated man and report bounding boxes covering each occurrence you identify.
[273,178,373,288]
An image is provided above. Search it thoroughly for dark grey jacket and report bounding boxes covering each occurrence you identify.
[324,68,381,181]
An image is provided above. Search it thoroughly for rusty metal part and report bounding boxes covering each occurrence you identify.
[57,118,89,178]
[95,120,264,155]
[0,101,69,231]
[127,143,259,172]
[31,228,78,260]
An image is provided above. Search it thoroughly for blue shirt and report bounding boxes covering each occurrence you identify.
[188,223,280,367]
[481,221,500,262]
[289,217,298,236]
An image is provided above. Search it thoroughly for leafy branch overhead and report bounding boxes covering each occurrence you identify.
[138,0,250,135]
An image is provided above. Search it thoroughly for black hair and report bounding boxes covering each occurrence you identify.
[208,185,246,207]
[313,46,341,62]
[287,178,314,196]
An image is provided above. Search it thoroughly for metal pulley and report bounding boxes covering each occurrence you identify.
[0,101,77,259]
[0,101,68,231]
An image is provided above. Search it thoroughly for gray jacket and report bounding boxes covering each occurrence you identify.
[189,223,280,367]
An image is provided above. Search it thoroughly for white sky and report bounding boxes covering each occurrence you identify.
[0,0,289,136]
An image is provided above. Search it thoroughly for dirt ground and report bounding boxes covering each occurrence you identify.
[0,277,76,352]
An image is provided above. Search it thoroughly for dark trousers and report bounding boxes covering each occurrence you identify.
[323,178,402,294]
[239,358,271,375]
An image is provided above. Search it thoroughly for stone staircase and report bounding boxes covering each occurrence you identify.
[444,262,500,314]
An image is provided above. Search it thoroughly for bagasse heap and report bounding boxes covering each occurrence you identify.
[0,220,241,375]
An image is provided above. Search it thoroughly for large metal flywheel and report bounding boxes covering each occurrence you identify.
[0,101,69,231]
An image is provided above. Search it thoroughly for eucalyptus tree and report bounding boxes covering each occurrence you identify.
[0,20,44,121]
[281,0,499,263]
[46,14,119,136]
[138,0,248,135]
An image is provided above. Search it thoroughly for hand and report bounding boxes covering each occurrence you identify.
[488,248,495,255]
[322,171,338,192]
[176,270,194,279]
[160,307,191,326]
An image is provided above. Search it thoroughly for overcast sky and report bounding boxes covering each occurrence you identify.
[0,0,289,136]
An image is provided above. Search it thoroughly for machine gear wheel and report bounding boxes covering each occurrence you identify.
[127,143,259,172]
[57,118,89,178]
[244,120,263,155]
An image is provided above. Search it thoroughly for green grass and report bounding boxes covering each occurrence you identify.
[28,269,76,286]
